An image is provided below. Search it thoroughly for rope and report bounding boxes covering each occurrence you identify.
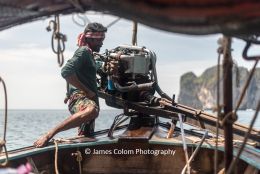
[26,157,40,174]
[0,76,9,166]
[181,130,208,174]
[106,18,121,28]
[226,100,260,174]
[0,76,7,142]
[40,171,48,174]
[72,150,82,174]
[234,59,258,111]
[54,140,60,174]
[46,15,67,67]
[221,59,259,126]
[0,143,8,166]
[72,13,91,27]
[214,46,222,174]
[178,114,191,174]
[233,60,240,88]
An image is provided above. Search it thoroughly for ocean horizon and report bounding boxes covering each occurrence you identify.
[0,109,259,150]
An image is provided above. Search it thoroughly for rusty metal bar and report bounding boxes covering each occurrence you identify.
[98,91,260,145]
[222,36,233,172]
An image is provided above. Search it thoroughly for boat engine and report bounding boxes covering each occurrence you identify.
[95,45,163,108]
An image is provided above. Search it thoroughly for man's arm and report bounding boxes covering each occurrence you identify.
[65,73,96,99]
[61,48,96,99]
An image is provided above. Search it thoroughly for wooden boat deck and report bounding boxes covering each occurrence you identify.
[1,125,260,174]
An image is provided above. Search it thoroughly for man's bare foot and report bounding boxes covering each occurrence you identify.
[34,134,51,148]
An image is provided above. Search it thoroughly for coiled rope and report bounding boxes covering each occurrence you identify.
[72,150,82,174]
[72,13,90,27]
[46,15,67,67]
[0,76,8,166]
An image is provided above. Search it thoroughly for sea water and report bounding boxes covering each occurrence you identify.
[0,109,259,150]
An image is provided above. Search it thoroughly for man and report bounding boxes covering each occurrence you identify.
[34,22,107,148]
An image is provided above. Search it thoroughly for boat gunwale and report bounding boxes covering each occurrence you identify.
[1,136,260,170]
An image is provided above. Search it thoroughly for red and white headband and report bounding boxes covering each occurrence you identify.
[85,32,105,39]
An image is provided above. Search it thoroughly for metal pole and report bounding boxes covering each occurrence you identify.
[222,36,233,173]
[132,21,137,45]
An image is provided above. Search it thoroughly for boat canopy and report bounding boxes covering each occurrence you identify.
[1,0,260,35]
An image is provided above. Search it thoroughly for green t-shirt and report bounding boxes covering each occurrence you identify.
[61,46,99,105]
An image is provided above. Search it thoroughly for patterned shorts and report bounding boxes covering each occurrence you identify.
[68,92,99,136]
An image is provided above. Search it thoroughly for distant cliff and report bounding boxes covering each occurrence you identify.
[178,66,260,110]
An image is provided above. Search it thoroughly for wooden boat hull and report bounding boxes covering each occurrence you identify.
[1,127,260,174]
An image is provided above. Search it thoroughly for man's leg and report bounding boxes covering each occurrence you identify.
[34,104,98,148]
[78,119,95,137]
[69,96,97,137]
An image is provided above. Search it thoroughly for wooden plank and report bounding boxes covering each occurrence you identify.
[119,127,155,142]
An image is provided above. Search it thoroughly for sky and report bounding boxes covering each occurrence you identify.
[0,12,258,109]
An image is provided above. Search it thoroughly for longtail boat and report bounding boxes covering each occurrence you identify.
[0,1,260,174]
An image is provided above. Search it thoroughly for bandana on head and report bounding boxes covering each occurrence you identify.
[85,32,105,39]
[77,32,105,46]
